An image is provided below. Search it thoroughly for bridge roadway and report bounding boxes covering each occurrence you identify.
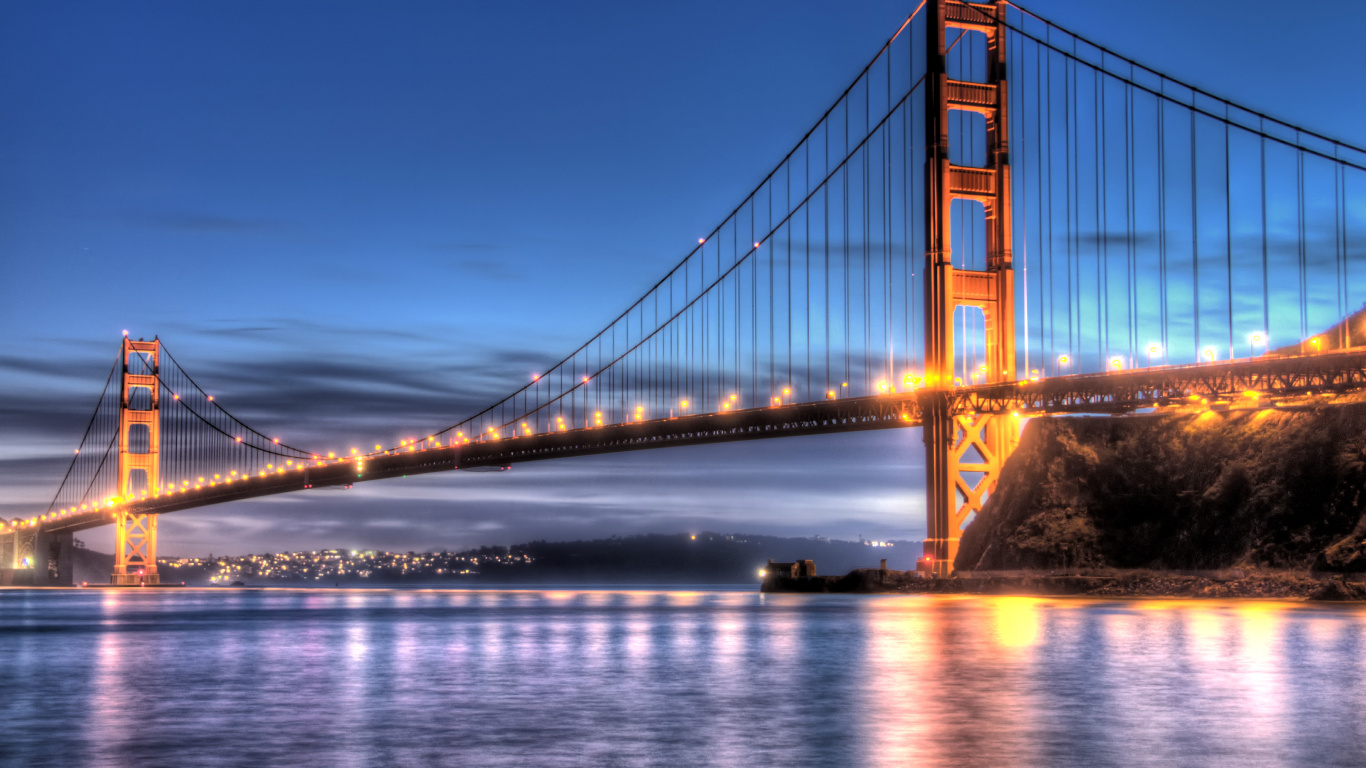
[29,348,1366,535]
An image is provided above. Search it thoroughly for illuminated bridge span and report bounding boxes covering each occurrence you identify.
[6,0,1366,585]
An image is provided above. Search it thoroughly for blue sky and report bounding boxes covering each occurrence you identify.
[2,0,1363,557]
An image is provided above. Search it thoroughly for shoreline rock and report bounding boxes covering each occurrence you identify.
[763,567,1366,601]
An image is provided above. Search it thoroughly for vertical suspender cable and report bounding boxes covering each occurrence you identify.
[1225,108,1234,360]
[1191,100,1200,361]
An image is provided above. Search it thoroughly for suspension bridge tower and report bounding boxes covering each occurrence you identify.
[920,0,1019,576]
[112,337,162,585]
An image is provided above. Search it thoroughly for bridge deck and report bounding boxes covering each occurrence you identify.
[26,348,1366,535]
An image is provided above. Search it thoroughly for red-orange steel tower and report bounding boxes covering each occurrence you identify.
[920,0,1018,576]
[112,337,161,585]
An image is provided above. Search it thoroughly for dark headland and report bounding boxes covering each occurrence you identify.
[766,394,1366,601]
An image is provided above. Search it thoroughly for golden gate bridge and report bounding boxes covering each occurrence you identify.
[6,0,1366,585]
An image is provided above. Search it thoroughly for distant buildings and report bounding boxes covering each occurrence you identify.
[161,546,533,583]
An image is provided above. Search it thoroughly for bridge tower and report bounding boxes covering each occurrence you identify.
[920,0,1018,576]
[112,337,161,585]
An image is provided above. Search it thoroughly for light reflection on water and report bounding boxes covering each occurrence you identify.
[1,589,1364,767]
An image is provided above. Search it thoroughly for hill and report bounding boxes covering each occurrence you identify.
[956,399,1366,572]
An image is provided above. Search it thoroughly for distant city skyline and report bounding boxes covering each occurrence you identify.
[3,0,1364,556]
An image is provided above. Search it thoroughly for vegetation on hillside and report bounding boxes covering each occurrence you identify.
[957,400,1366,572]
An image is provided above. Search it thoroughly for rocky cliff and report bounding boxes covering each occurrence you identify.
[956,399,1366,573]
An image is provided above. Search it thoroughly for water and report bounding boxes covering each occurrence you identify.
[2,588,1364,767]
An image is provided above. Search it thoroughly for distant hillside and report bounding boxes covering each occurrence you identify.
[112,533,914,586]
[480,533,914,583]
[957,400,1366,572]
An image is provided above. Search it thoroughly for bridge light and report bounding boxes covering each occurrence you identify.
[173,394,179,400]
[827,390,836,399]
[979,365,987,374]
[583,376,590,383]
[1110,358,1122,371]
[532,374,540,381]
[698,237,705,245]
[754,242,761,249]
[1203,347,1216,363]
[273,438,280,444]
[1058,355,1069,365]
[729,394,738,402]
[213,474,220,479]
[122,330,128,336]
[207,396,213,401]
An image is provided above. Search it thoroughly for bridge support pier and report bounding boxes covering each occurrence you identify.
[922,402,1018,575]
[112,513,159,585]
[0,528,73,586]
[34,530,74,586]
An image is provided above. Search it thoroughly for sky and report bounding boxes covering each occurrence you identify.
[2,0,1364,557]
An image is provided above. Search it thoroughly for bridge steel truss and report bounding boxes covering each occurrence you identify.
[23,348,1366,546]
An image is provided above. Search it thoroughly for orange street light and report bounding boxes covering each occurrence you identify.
[1203,347,1216,364]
